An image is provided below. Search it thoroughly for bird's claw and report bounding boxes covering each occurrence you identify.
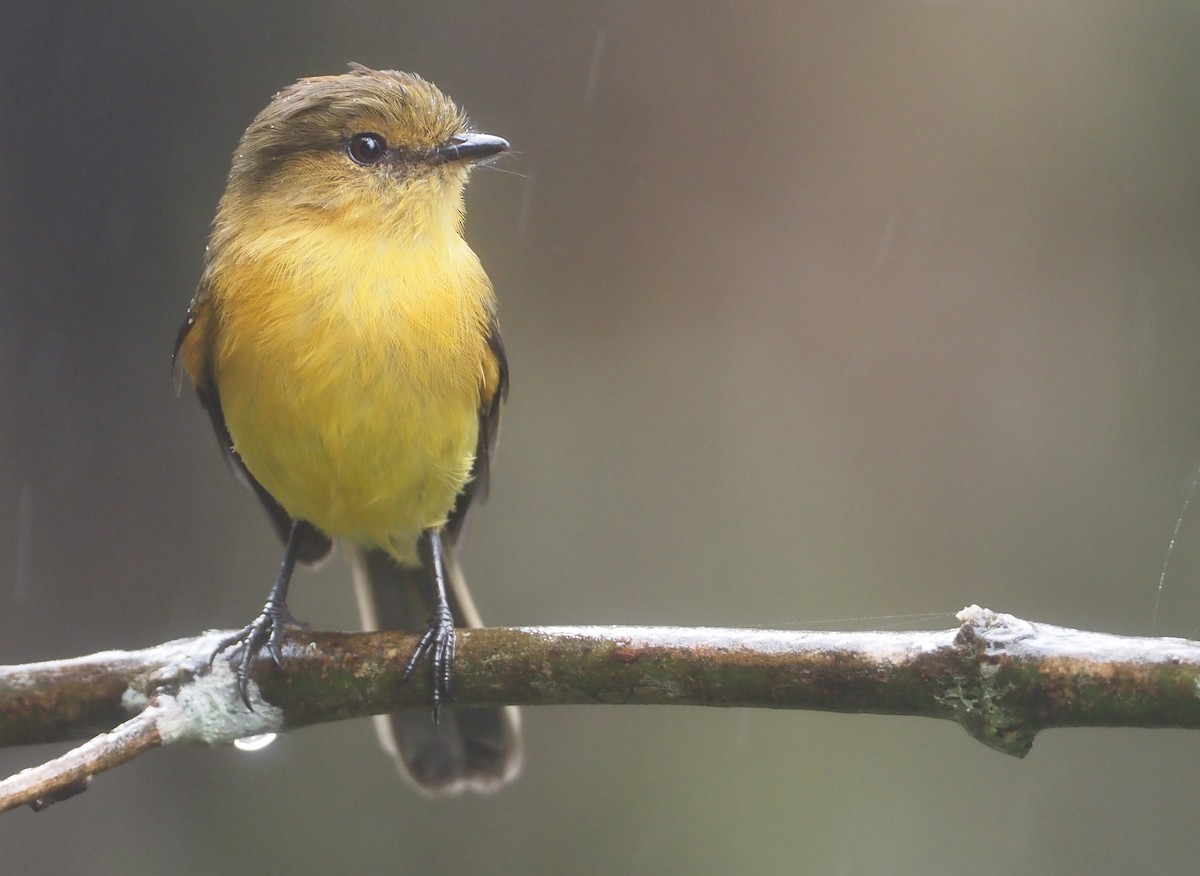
[399,602,456,723]
[210,599,294,708]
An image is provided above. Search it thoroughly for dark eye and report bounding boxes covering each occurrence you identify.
[347,133,387,165]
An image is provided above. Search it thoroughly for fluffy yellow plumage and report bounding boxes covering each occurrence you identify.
[207,210,493,560]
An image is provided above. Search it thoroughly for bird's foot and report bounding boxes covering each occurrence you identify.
[399,601,456,722]
[210,598,297,708]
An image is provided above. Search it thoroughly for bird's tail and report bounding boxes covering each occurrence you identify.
[349,539,521,793]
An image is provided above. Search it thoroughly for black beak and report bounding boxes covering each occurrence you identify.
[432,132,509,165]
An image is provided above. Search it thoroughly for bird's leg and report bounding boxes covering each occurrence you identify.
[211,519,304,707]
[399,529,456,722]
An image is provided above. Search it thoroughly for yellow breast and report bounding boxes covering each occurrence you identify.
[208,217,493,562]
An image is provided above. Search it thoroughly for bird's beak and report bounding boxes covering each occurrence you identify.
[432,133,509,165]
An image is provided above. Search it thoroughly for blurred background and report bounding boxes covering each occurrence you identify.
[3,2,1200,873]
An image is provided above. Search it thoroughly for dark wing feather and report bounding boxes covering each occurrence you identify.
[446,314,508,543]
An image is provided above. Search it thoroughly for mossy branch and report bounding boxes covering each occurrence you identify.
[3,605,1200,813]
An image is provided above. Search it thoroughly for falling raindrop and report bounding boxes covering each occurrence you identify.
[584,28,607,103]
[518,169,536,240]
[14,485,32,601]
[1153,460,1200,631]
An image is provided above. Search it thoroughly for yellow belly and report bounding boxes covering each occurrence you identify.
[210,229,490,563]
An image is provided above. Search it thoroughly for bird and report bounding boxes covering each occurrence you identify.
[173,64,520,792]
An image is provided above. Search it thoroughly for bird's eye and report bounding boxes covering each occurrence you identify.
[347,133,388,166]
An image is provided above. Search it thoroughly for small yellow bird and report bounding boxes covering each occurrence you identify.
[174,64,520,792]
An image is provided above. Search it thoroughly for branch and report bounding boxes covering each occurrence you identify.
[3,605,1200,812]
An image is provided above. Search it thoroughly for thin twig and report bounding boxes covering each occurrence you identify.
[0,698,166,813]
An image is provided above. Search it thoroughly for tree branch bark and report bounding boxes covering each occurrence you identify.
[3,605,1200,813]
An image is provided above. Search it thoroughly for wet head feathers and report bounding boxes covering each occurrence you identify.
[228,65,469,192]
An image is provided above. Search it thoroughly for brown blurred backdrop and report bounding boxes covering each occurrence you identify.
[3,3,1200,873]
